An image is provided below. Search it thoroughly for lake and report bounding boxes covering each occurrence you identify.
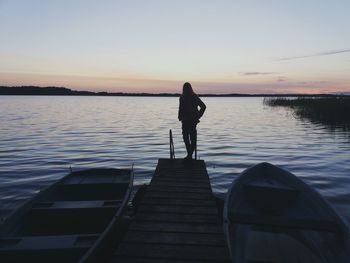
[0,96,349,222]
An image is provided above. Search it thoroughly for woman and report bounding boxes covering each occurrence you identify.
[178,82,206,160]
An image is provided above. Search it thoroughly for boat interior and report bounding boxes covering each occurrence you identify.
[0,169,131,262]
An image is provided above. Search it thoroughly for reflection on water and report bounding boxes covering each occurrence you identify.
[0,96,349,221]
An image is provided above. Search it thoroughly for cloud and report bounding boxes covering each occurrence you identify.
[295,80,331,86]
[276,76,288,82]
[240,72,276,76]
[279,48,350,61]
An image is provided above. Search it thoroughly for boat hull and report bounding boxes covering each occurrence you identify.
[223,162,350,263]
[0,168,133,262]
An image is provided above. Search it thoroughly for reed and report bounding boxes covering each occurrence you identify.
[263,97,350,130]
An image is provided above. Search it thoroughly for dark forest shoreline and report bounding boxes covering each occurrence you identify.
[1,86,349,97]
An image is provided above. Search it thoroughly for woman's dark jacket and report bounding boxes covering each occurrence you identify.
[178,94,206,123]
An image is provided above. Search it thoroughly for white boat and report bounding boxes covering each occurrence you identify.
[0,168,133,263]
[224,162,350,263]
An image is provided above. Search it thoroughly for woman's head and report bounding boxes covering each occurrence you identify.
[183,82,194,97]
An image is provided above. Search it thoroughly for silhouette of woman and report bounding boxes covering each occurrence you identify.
[178,82,206,160]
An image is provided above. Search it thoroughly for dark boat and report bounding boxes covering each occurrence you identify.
[0,168,133,263]
[224,162,350,263]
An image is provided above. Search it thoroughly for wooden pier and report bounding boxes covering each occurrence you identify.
[112,158,231,263]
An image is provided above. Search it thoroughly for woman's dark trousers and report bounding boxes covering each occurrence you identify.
[182,121,197,158]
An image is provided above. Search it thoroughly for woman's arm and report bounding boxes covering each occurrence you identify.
[197,96,206,118]
[178,96,183,121]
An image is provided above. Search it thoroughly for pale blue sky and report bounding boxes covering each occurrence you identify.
[0,0,349,93]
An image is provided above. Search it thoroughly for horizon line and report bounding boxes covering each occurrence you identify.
[1,85,349,97]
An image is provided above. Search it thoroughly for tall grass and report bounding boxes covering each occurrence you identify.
[264,97,350,130]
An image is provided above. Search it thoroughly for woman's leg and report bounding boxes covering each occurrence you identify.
[189,127,197,157]
[182,122,191,158]
[183,132,191,156]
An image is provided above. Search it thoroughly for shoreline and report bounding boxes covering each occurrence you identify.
[1,86,349,97]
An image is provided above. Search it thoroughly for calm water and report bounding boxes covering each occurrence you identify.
[1,96,349,222]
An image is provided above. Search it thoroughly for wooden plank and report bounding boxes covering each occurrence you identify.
[154,170,207,176]
[151,177,210,184]
[153,173,207,178]
[138,204,218,215]
[144,191,213,200]
[128,222,223,234]
[141,197,216,207]
[123,230,226,246]
[150,180,210,188]
[157,171,205,175]
[153,177,210,184]
[147,185,211,194]
[151,180,211,189]
[111,256,211,263]
[115,243,230,261]
[152,177,208,182]
[111,159,231,263]
[134,212,219,224]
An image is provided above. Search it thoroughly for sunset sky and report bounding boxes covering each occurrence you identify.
[0,0,349,94]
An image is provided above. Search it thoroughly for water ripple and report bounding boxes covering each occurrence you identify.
[0,96,349,222]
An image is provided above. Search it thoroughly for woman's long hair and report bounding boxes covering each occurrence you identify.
[182,82,195,99]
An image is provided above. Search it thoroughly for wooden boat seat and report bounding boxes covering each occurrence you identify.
[54,182,129,200]
[31,200,122,210]
[0,234,98,262]
[229,212,340,233]
[0,234,98,251]
[19,200,122,235]
[63,174,130,185]
[243,183,300,212]
[64,168,129,182]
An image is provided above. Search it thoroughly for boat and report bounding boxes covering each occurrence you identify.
[224,162,350,263]
[0,168,133,263]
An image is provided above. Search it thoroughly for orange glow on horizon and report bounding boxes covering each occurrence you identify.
[0,72,349,94]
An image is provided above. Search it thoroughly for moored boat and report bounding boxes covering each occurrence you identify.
[0,168,133,263]
[224,162,350,263]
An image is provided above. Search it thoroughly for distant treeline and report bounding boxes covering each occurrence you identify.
[1,86,349,97]
[264,97,350,130]
[0,85,248,96]
[0,86,179,96]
